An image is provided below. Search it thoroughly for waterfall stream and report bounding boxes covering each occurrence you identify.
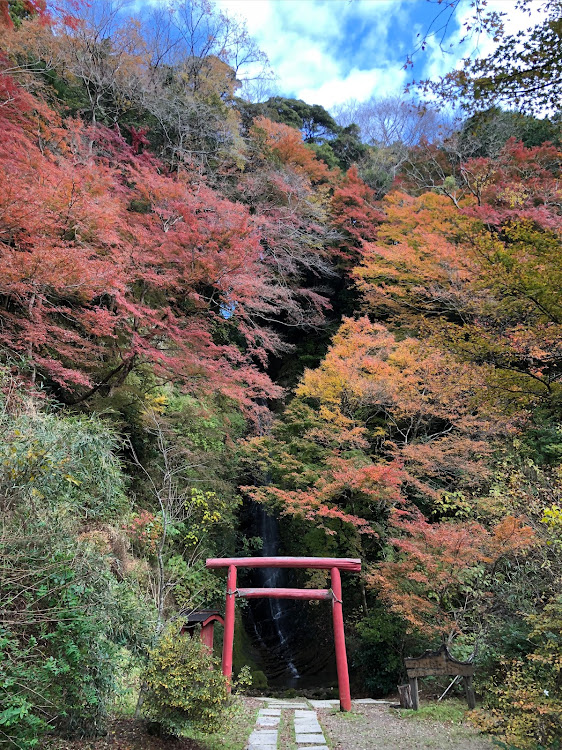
[240,500,338,689]
[243,502,300,684]
[258,507,299,680]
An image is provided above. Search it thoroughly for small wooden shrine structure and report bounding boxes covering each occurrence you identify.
[206,556,361,712]
[404,644,476,710]
[180,608,224,653]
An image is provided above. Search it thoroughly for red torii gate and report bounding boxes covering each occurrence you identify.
[206,556,361,712]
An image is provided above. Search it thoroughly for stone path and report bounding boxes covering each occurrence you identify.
[247,698,331,750]
[246,697,387,749]
[246,697,496,750]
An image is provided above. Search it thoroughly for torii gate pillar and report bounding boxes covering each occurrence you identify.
[206,556,361,712]
[331,566,351,711]
[221,564,237,681]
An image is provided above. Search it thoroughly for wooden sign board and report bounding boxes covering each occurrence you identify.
[405,644,474,678]
[403,644,475,710]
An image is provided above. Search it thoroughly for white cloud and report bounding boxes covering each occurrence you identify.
[215,0,274,35]
[216,0,547,110]
[298,66,407,109]
[216,0,409,107]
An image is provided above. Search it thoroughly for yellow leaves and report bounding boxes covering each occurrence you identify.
[297,317,396,408]
[541,503,562,538]
[63,473,82,486]
[433,491,472,520]
[499,185,528,208]
[143,394,169,415]
[472,646,562,749]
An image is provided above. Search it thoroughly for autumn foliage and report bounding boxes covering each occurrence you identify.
[0,83,293,412]
[240,134,560,670]
[1,4,561,745]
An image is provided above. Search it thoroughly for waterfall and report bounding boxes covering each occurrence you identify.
[246,401,299,682]
[241,501,337,689]
[258,507,299,680]
[243,502,300,683]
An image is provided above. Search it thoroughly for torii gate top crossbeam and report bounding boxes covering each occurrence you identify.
[206,556,361,572]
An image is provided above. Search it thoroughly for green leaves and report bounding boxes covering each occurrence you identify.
[142,623,230,736]
[0,402,128,521]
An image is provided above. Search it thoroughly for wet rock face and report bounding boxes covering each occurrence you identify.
[239,502,337,689]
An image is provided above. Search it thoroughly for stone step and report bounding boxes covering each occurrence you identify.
[295,733,326,744]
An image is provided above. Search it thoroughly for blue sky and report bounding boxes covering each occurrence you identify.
[213,0,540,110]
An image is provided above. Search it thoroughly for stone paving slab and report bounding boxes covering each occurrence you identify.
[353,698,392,704]
[295,733,326,744]
[246,696,330,749]
[308,699,340,708]
[257,716,280,727]
[249,729,278,742]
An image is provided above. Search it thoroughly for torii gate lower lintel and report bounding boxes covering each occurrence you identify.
[205,556,362,712]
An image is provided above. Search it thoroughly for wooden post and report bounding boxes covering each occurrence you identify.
[398,684,413,709]
[463,675,476,709]
[221,564,237,691]
[200,621,214,653]
[404,645,475,712]
[331,567,352,712]
[409,677,419,710]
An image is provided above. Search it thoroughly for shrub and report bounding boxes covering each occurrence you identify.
[0,522,153,744]
[353,605,422,695]
[142,624,230,736]
[0,409,128,521]
[0,385,149,746]
[472,595,562,749]
[0,630,50,749]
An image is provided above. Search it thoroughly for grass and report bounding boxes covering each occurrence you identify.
[397,698,470,724]
[111,648,142,717]
[316,710,333,749]
[277,707,297,750]
[183,698,258,750]
[329,708,362,720]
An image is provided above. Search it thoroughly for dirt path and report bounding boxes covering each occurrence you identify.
[319,701,496,750]
[43,698,496,750]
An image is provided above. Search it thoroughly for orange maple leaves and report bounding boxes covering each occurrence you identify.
[369,509,536,637]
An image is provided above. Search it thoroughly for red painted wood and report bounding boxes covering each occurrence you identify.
[206,556,361,572]
[200,622,215,653]
[331,566,351,712]
[201,614,224,628]
[221,564,237,691]
[237,587,332,600]
[210,555,360,707]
